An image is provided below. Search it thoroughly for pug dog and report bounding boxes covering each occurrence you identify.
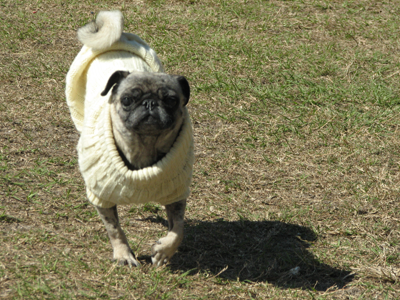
[65,10,194,267]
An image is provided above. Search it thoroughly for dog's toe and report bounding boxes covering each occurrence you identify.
[151,236,179,267]
[114,257,140,267]
[151,249,169,267]
[113,247,141,267]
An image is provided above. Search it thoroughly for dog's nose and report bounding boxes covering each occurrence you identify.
[142,99,157,110]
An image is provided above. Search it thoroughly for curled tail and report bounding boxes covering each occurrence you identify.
[77,10,124,50]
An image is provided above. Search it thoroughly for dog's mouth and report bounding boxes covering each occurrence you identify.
[142,113,158,123]
[123,110,158,126]
[129,114,174,134]
[135,113,163,128]
[117,105,176,134]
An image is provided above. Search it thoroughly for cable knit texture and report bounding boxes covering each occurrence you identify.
[66,33,194,208]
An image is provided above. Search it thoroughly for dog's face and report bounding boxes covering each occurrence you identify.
[101,71,190,135]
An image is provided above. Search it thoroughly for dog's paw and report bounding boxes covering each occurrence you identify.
[151,236,179,267]
[113,244,141,267]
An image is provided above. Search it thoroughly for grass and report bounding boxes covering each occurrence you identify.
[1,0,400,298]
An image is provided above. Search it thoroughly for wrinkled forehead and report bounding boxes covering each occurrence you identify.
[117,72,179,94]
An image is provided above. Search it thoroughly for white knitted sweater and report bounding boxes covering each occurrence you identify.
[66,33,194,208]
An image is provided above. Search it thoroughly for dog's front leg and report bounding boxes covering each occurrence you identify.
[95,205,140,267]
[151,199,186,267]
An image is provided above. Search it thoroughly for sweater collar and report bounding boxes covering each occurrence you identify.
[95,102,193,183]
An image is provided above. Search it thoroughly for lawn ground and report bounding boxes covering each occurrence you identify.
[0,0,400,298]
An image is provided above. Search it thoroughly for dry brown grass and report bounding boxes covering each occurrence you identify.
[1,0,400,299]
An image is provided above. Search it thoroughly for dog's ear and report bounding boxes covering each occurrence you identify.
[101,71,130,96]
[175,76,190,106]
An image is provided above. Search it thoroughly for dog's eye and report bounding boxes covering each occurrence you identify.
[164,96,178,107]
[121,96,133,106]
[121,89,142,107]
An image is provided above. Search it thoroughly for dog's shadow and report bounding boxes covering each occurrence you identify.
[145,217,353,290]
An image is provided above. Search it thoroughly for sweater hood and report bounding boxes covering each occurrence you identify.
[66,32,165,133]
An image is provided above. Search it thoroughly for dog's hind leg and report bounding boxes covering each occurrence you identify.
[95,205,140,267]
[151,199,186,267]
